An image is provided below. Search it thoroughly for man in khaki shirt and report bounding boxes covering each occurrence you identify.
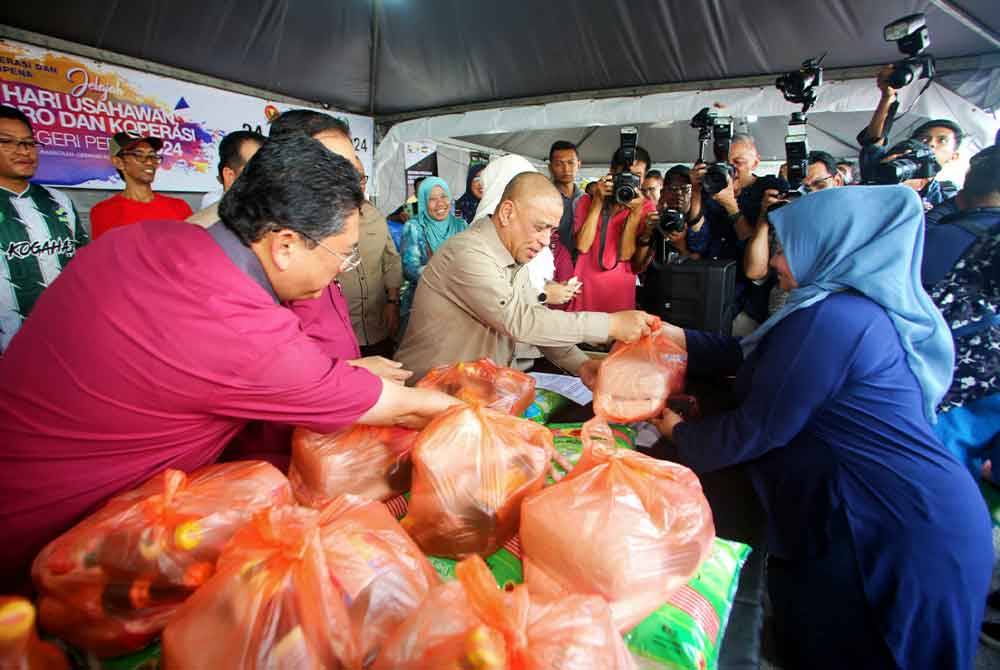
[396,172,659,384]
[340,181,403,357]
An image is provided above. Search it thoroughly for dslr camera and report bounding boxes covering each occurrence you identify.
[884,14,935,89]
[690,107,735,196]
[613,127,642,204]
[876,138,941,184]
[776,57,824,188]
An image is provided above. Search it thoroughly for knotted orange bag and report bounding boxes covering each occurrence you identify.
[520,418,714,632]
[289,425,418,508]
[162,496,438,670]
[400,404,553,558]
[592,327,687,422]
[32,461,292,657]
[374,555,636,670]
[416,358,537,416]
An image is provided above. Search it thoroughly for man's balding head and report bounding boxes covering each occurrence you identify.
[498,171,561,209]
[493,172,563,264]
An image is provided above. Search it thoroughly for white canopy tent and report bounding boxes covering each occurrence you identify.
[373,78,999,210]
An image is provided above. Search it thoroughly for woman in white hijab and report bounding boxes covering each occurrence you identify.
[473,154,581,305]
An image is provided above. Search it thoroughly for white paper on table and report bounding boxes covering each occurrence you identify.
[529,372,593,406]
[632,421,662,448]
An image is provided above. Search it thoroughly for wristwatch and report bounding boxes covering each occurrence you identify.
[537,292,548,303]
[386,298,400,305]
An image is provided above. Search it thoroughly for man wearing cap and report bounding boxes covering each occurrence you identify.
[856,64,962,207]
[89,131,192,239]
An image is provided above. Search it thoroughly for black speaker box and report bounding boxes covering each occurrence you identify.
[641,259,737,335]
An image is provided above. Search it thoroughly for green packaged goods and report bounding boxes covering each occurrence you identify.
[625,538,751,670]
[521,388,571,423]
[547,421,637,479]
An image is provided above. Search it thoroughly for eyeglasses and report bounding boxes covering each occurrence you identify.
[802,175,835,192]
[120,152,163,164]
[668,185,692,194]
[301,233,361,273]
[0,137,46,153]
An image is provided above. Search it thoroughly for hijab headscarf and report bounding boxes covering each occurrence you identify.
[455,164,485,224]
[472,154,554,289]
[415,177,467,252]
[740,185,954,422]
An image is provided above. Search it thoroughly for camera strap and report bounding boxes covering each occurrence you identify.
[597,206,619,272]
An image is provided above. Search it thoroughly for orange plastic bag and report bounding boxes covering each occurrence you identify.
[416,358,537,416]
[592,327,687,423]
[289,425,418,508]
[0,597,69,670]
[400,405,553,558]
[32,461,292,658]
[520,418,714,632]
[318,496,440,666]
[163,497,439,670]
[374,555,636,670]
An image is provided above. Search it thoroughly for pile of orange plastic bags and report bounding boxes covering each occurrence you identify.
[163,496,439,669]
[374,554,636,670]
[31,461,292,657]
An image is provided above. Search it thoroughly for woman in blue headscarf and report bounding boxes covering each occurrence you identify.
[455,163,485,224]
[652,186,992,669]
[399,177,468,335]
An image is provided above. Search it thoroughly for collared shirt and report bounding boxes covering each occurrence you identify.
[395,217,609,381]
[0,182,88,351]
[552,184,583,281]
[0,219,381,582]
[338,202,403,345]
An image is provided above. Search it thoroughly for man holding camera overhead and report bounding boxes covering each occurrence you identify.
[857,68,961,209]
[559,134,656,314]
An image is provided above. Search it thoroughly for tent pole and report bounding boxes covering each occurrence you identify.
[368,0,380,115]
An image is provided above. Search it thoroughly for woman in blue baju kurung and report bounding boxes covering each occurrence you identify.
[653,186,992,670]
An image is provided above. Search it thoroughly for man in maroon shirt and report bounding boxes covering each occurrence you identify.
[0,133,459,586]
[89,131,193,239]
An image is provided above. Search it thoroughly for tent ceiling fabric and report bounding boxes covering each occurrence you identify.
[2,0,998,117]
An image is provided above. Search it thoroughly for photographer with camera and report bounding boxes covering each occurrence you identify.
[685,134,788,334]
[561,133,655,314]
[746,152,844,316]
[857,66,961,207]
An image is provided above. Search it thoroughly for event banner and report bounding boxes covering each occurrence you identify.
[404,141,438,198]
[0,39,374,191]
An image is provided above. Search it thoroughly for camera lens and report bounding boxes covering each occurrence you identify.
[616,185,637,203]
[887,58,922,88]
[702,164,731,196]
